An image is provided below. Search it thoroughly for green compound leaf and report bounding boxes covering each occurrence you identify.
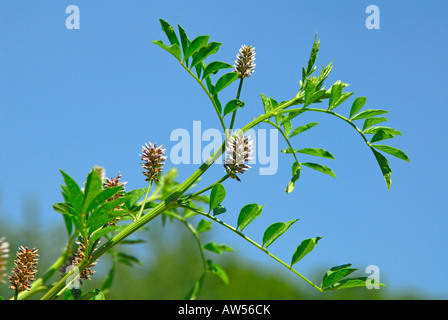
[351,109,389,121]
[202,61,234,80]
[184,35,209,62]
[371,148,392,190]
[349,97,367,119]
[237,203,264,232]
[321,264,357,290]
[302,162,336,178]
[289,122,319,138]
[223,99,245,117]
[262,219,298,248]
[290,237,323,266]
[191,42,221,68]
[209,183,226,212]
[371,144,410,162]
[212,72,238,95]
[151,40,181,61]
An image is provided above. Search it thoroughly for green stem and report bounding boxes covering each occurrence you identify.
[166,211,207,272]
[276,106,369,144]
[180,62,227,133]
[264,119,300,164]
[182,174,230,203]
[177,205,323,292]
[136,180,153,220]
[229,77,244,130]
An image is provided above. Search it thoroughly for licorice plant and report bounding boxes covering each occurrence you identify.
[1,19,409,300]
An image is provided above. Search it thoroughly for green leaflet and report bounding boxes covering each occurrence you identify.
[223,99,245,117]
[202,61,234,80]
[329,82,343,109]
[190,42,221,68]
[237,203,264,232]
[151,40,181,61]
[85,185,123,214]
[371,144,410,162]
[363,126,402,136]
[212,72,238,95]
[159,19,179,46]
[349,97,367,119]
[262,219,298,248]
[362,117,388,130]
[282,148,335,160]
[82,169,103,213]
[59,170,84,214]
[289,122,319,138]
[197,219,212,233]
[306,35,320,76]
[301,162,336,178]
[207,260,229,285]
[260,93,272,114]
[124,187,148,210]
[371,148,392,190]
[370,129,395,143]
[209,183,226,212]
[212,205,227,216]
[183,35,209,62]
[321,264,357,290]
[323,277,385,291]
[285,161,301,194]
[177,24,190,59]
[203,242,234,255]
[290,237,323,266]
[351,109,389,121]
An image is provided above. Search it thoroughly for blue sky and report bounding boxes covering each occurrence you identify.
[1,1,447,298]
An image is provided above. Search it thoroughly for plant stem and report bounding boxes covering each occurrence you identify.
[136,180,153,220]
[277,107,369,144]
[229,77,244,130]
[177,205,323,292]
[264,119,300,164]
[182,174,230,202]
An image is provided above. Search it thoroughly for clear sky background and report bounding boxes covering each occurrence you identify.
[1,1,447,298]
